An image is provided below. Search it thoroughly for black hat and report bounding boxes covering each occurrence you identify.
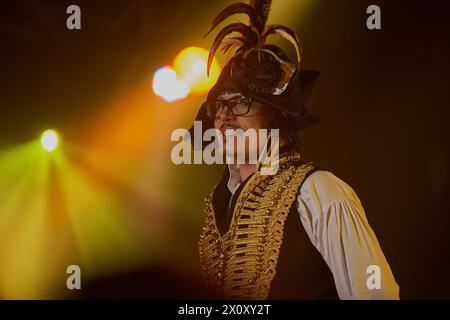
[190,0,320,137]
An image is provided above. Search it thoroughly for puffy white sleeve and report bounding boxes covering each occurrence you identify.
[296,170,400,300]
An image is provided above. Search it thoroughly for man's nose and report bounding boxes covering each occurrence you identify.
[217,105,234,121]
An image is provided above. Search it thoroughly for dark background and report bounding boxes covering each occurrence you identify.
[0,0,449,299]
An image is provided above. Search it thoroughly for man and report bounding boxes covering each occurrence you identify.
[193,0,399,299]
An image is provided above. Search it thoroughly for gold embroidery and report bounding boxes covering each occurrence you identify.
[199,155,316,299]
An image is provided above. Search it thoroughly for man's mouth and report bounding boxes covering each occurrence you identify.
[221,125,241,136]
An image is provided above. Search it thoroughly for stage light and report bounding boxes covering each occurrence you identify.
[152,66,189,102]
[40,129,59,152]
[173,47,221,94]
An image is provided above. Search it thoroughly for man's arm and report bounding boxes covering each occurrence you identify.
[296,170,400,299]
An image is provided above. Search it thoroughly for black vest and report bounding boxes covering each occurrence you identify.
[212,165,338,299]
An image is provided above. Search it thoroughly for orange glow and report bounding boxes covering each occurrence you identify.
[173,47,221,94]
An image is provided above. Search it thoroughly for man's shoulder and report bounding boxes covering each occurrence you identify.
[299,169,360,209]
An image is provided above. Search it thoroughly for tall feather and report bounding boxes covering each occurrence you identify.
[207,23,257,76]
[262,24,302,68]
[204,3,262,37]
[250,0,273,27]
[221,38,244,54]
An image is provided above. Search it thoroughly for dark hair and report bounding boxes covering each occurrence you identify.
[264,106,302,155]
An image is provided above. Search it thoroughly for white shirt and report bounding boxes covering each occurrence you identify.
[227,167,400,300]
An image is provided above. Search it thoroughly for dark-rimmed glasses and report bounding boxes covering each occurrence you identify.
[206,96,253,119]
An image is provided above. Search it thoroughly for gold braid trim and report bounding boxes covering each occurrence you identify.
[199,157,315,299]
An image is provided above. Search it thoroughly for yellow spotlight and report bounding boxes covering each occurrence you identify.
[40,129,59,152]
[152,66,190,102]
[173,47,221,94]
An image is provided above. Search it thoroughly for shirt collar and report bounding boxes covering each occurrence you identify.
[226,164,242,194]
[225,136,301,193]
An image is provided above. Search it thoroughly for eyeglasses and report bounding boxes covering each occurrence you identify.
[206,96,253,119]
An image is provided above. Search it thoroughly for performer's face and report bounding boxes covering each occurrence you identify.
[213,92,269,162]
